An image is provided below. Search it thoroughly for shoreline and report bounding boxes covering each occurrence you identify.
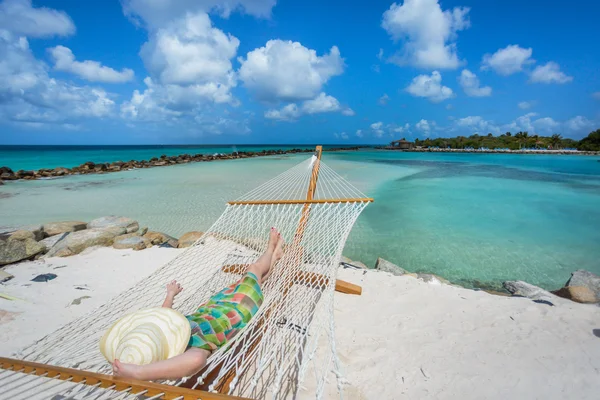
[376,146,600,155]
[1,215,598,306]
[0,147,359,184]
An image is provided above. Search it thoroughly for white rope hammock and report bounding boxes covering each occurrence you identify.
[8,149,371,400]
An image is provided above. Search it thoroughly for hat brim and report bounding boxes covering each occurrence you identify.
[100,307,191,364]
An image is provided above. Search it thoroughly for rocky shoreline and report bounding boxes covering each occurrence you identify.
[343,255,600,307]
[0,147,360,185]
[2,216,598,308]
[0,216,203,269]
[376,146,600,155]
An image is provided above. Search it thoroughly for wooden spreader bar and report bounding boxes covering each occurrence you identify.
[0,357,249,400]
[221,265,362,296]
[228,198,374,205]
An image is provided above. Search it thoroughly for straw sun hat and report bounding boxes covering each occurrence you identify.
[100,307,191,365]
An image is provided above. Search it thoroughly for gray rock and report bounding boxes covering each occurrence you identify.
[43,221,87,237]
[0,224,44,241]
[88,216,139,234]
[502,281,557,305]
[417,273,450,285]
[566,270,600,300]
[0,269,14,283]
[178,231,204,248]
[0,236,46,265]
[375,257,407,276]
[46,228,124,257]
[39,232,69,250]
[351,261,368,269]
[340,255,353,264]
[9,230,35,241]
[143,231,178,248]
[113,235,150,251]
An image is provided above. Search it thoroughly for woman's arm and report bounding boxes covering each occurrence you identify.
[162,280,183,308]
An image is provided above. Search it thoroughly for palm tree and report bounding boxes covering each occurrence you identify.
[550,133,562,149]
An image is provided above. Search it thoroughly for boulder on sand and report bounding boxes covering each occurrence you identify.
[0,269,14,283]
[39,232,69,250]
[88,216,139,234]
[565,270,600,302]
[178,231,204,248]
[113,235,151,251]
[0,225,44,241]
[43,221,87,237]
[553,286,597,304]
[143,231,179,248]
[502,280,557,305]
[9,230,36,241]
[45,228,125,257]
[375,257,407,276]
[0,234,46,265]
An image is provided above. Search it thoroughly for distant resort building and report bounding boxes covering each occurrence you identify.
[389,139,414,150]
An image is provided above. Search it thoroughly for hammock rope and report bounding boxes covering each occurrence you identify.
[8,147,372,399]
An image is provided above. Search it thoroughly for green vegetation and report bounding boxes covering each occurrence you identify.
[394,129,600,151]
[577,129,600,151]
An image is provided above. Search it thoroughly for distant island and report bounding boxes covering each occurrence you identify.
[384,129,600,153]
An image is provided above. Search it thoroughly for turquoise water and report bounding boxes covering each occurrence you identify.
[0,145,359,171]
[1,149,599,290]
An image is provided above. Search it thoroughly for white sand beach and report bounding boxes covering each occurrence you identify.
[1,248,599,399]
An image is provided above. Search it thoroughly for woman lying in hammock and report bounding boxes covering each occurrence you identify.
[112,228,284,381]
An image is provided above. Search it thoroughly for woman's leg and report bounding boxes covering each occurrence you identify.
[113,348,210,381]
[248,228,280,284]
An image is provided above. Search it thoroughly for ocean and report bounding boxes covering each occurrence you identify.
[1,146,599,290]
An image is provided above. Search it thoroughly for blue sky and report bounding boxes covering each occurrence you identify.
[0,0,598,145]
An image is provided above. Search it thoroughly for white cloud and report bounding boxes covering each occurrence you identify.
[120,5,254,131]
[382,0,470,69]
[377,48,384,60]
[406,71,453,102]
[0,29,115,128]
[532,117,559,133]
[458,69,491,97]
[338,132,349,140]
[481,45,534,75]
[455,116,501,134]
[371,121,384,137]
[138,12,238,104]
[393,123,410,133]
[302,92,341,114]
[446,104,453,110]
[121,0,276,29]
[449,114,596,138]
[379,93,390,105]
[356,129,363,137]
[264,92,352,121]
[564,116,593,132]
[592,92,600,100]
[239,40,344,102]
[415,119,431,134]
[48,46,134,83]
[529,62,573,84]
[518,101,534,110]
[0,0,75,38]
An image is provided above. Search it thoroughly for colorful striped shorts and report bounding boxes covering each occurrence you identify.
[186,272,264,351]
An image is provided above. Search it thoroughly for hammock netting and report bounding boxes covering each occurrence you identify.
[2,153,371,400]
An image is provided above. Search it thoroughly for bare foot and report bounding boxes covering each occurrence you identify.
[264,234,285,282]
[113,359,142,380]
[273,233,285,263]
[267,227,279,251]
